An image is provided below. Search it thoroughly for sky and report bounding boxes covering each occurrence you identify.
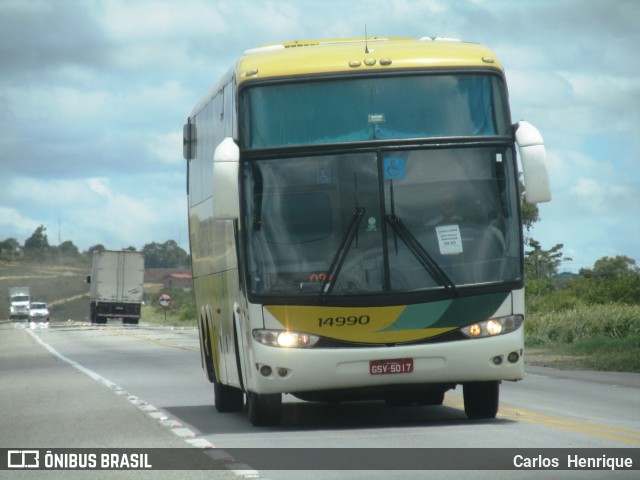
[0,0,638,273]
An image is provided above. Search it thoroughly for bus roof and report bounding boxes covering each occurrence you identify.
[236,37,503,84]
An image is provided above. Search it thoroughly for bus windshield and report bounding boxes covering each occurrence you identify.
[243,146,522,300]
[241,74,509,149]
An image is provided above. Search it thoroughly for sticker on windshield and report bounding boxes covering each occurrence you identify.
[384,157,406,180]
[317,169,332,184]
[366,217,378,232]
[436,225,463,255]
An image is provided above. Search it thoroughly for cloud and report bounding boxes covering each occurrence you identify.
[507,70,574,110]
[70,179,188,251]
[0,0,109,80]
[0,206,40,240]
[570,178,605,213]
[570,177,638,221]
[101,0,229,41]
[1,0,639,269]
[7,177,102,207]
[2,173,187,250]
[88,178,110,197]
[560,73,640,137]
[147,131,183,165]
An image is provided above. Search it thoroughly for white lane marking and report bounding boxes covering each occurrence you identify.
[21,326,260,478]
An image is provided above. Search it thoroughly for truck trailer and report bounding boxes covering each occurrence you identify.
[88,250,144,325]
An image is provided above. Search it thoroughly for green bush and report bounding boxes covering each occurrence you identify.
[564,276,640,305]
[526,289,582,314]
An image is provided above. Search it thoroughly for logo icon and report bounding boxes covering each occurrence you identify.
[8,450,40,469]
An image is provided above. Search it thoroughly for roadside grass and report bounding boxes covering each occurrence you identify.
[141,304,196,327]
[565,335,640,372]
[525,303,640,373]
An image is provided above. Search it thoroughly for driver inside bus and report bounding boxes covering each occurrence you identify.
[425,191,465,226]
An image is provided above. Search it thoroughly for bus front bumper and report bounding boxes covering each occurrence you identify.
[245,329,525,394]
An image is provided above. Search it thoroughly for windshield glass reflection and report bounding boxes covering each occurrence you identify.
[243,147,521,299]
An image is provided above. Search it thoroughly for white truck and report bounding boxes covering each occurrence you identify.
[87,250,145,325]
[9,287,31,320]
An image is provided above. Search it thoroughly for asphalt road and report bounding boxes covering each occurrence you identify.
[0,321,245,480]
[1,320,639,480]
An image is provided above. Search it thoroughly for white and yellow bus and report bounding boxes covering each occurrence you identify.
[183,36,551,426]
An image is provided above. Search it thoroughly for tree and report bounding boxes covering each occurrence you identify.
[0,237,20,253]
[162,239,188,267]
[525,240,572,280]
[568,256,640,305]
[23,225,50,256]
[519,176,572,280]
[580,256,639,279]
[86,244,106,255]
[142,240,189,268]
[519,175,541,234]
[59,240,80,256]
[521,202,540,233]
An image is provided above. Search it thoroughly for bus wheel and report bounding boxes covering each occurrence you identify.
[247,392,282,426]
[214,382,244,413]
[463,381,499,419]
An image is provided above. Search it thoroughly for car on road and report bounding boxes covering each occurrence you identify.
[29,302,50,322]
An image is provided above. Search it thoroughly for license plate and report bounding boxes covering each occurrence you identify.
[369,358,414,375]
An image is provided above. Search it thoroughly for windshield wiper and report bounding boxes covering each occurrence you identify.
[319,207,366,300]
[385,214,458,296]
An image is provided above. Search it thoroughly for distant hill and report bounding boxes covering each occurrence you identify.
[0,262,90,322]
[1,262,193,322]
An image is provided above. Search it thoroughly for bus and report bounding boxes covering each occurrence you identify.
[183,36,551,426]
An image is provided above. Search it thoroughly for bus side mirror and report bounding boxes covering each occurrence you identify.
[212,137,240,219]
[183,119,194,160]
[515,121,551,204]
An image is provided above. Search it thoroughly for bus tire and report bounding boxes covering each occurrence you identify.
[201,317,244,413]
[463,381,499,419]
[214,382,244,413]
[247,392,282,426]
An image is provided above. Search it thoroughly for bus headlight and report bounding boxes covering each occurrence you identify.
[253,329,320,348]
[460,315,523,339]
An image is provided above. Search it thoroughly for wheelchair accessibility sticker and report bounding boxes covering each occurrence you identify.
[384,157,406,180]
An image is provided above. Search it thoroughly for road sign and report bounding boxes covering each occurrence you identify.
[158,292,173,308]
